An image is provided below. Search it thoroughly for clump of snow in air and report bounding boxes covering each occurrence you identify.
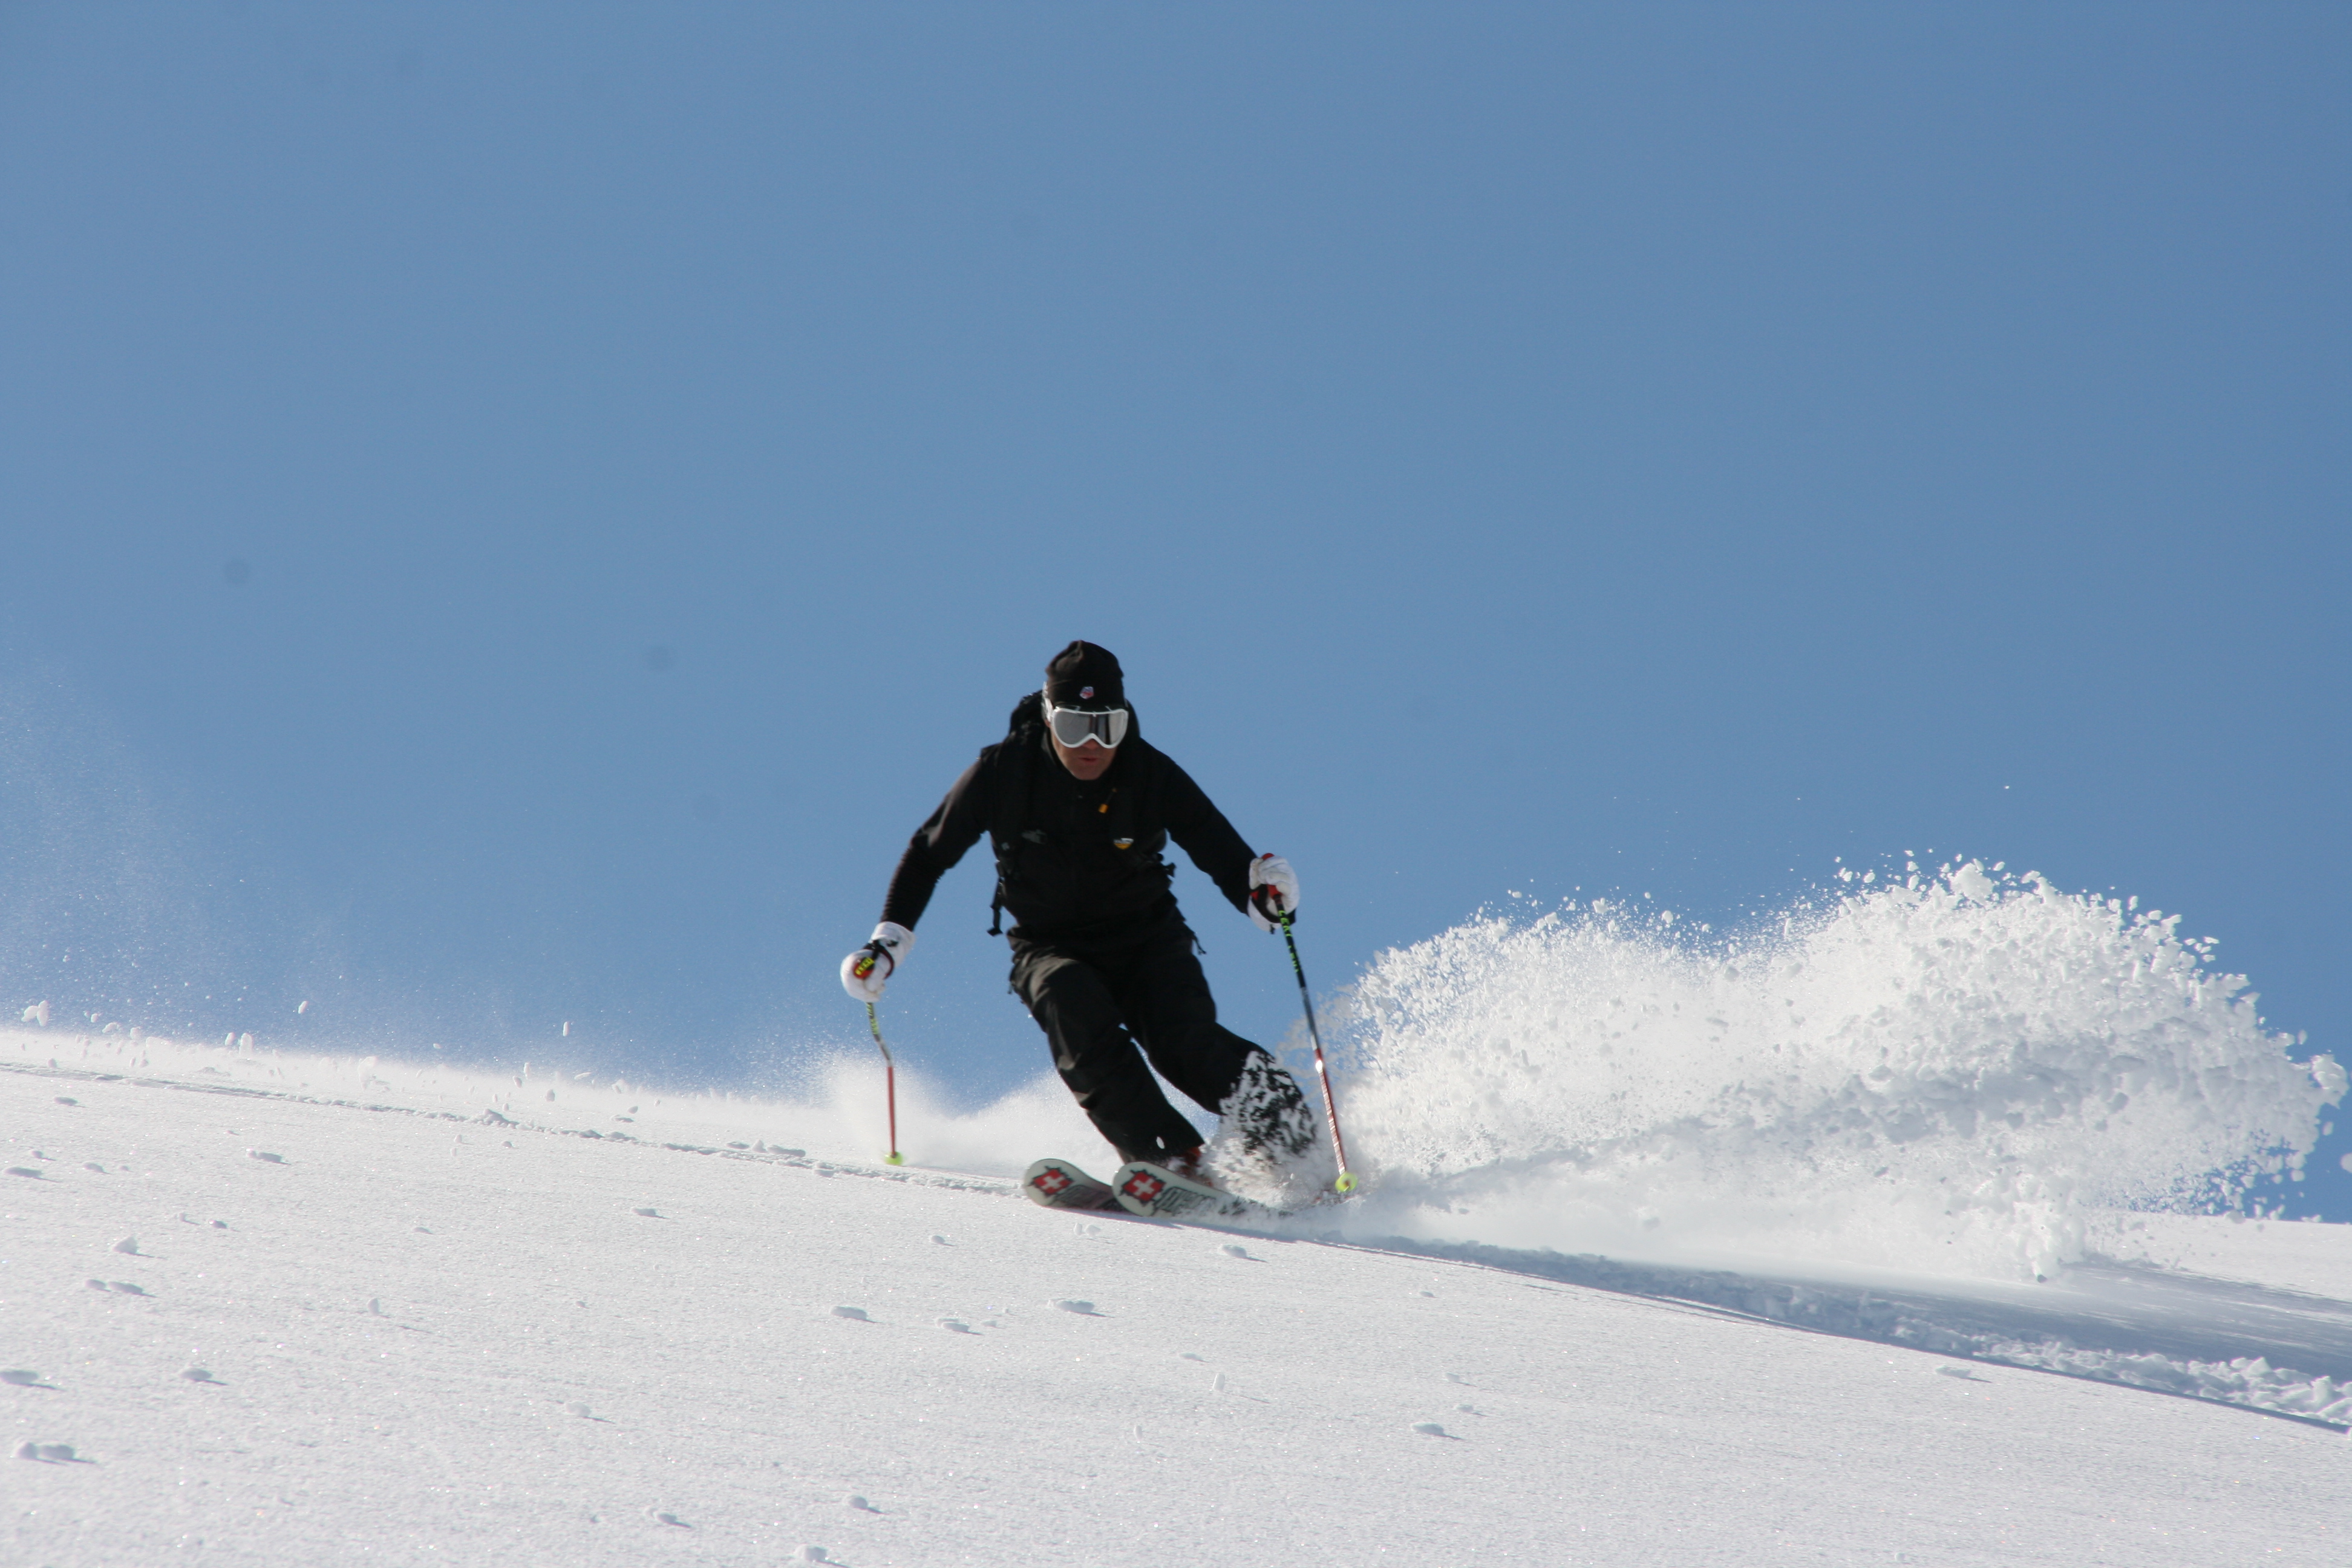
[1327,866,2344,1281]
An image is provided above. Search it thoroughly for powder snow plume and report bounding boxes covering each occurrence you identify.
[1321,863,2346,1282]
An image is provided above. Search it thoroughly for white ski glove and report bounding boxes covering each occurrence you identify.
[840,922,916,1001]
[1247,854,1300,933]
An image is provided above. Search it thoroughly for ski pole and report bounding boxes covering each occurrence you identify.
[864,999,904,1166]
[1279,912,1355,1194]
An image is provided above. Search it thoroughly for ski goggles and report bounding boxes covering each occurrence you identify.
[1045,702,1130,749]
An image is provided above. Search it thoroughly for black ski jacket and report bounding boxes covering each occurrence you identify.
[881,695,1256,942]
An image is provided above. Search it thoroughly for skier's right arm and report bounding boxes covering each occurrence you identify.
[843,757,993,1001]
[880,754,993,932]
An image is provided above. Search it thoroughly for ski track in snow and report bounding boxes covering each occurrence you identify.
[3,1016,2350,1565]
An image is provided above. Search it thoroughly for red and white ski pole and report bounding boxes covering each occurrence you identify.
[1278,913,1355,1194]
[863,999,904,1166]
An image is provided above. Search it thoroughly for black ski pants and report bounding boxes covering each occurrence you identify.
[1010,916,1266,1164]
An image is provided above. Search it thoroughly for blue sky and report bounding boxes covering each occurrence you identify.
[3,6,2347,1206]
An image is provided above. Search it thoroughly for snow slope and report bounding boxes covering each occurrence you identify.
[5,1025,2348,1567]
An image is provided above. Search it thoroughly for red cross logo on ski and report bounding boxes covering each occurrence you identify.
[1122,1170,1164,1203]
[1033,1168,1072,1197]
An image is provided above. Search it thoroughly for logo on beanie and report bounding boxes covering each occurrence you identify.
[1079,686,1094,700]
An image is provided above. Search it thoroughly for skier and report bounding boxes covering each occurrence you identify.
[840,640,1313,1183]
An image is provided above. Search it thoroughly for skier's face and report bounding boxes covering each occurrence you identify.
[1050,732,1117,780]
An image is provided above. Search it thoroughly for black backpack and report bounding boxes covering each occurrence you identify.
[984,691,1166,934]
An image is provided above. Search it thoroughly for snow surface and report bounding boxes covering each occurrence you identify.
[6,1017,2350,1566]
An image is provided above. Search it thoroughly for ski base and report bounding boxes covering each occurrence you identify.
[1022,1157,1120,1210]
[1111,1160,1273,1222]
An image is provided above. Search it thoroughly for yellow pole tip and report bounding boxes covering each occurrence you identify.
[886,1152,905,1165]
[1333,1171,1357,1193]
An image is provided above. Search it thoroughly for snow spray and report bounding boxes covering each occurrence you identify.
[1325,863,2345,1282]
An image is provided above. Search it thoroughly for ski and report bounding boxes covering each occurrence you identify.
[1110,1160,1273,1222]
[1021,1157,1120,1210]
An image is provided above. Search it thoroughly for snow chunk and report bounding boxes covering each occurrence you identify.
[16,1441,81,1462]
[831,1305,871,1321]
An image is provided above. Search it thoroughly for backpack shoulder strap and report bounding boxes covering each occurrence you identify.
[1102,731,1168,859]
[986,691,1045,934]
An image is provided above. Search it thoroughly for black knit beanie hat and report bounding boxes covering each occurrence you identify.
[1044,641,1125,709]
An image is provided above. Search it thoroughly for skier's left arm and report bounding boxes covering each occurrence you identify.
[1161,759,1297,930]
